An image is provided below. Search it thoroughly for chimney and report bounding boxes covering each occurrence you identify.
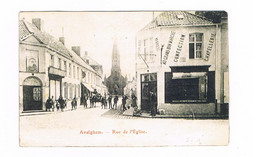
[32,18,43,31]
[59,37,65,45]
[86,59,89,64]
[72,46,81,56]
[85,51,88,56]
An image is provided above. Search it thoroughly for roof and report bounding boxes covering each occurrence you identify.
[69,49,97,74]
[83,55,101,66]
[141,11,214,30]
[19,19,97,74]
[19,19,71,57]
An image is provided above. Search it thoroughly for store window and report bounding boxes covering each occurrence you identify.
[189,33,203,59]
[165,72,207,103]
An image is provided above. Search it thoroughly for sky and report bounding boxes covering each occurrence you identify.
[20,12,162,79]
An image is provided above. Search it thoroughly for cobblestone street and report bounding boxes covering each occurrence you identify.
[20,102,229,146]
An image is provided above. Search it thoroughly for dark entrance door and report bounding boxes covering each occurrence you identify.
[23,86,42,111]
[23,76,42,111]
[141,73,157,111]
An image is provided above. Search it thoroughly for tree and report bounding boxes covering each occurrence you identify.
[195,11,228,23]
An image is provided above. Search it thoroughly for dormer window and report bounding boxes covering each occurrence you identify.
[177,14,184,20]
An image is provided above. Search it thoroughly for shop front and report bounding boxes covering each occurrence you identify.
[48,66,66,100]
[165,65,215,103]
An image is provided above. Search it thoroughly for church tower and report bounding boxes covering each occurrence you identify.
[111,40,121,75]
[104,39,127,95]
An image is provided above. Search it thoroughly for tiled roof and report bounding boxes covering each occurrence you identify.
[19,20,71,57]
[19,19,97,74]
[69,50,97,74]
[142,11,214,30]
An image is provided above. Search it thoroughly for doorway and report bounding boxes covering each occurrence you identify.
[23,77,42,111]
[141,73,157,111]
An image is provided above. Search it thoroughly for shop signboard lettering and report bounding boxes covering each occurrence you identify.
[162,31,175,64]
[174,34,185,62]
[204,33,216,61]
[155,37,160,52]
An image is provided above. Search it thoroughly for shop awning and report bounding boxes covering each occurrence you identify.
[82,83,94,92]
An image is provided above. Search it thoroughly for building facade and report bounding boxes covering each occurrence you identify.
[19,18,103,112]
[135,11,228,116]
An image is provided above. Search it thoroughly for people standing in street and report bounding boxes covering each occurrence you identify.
[83,94,88,108]
[150,91,157,117]
[45,97,52,112]
[101,96,106,109]
[113,95,118,110]
[108,95,112,109]
[122,95,128,111]
[131,94,137,109]
[71,96,77,110]
[58,96,65,112]
[50,96,55,112]
[56,100,60,111]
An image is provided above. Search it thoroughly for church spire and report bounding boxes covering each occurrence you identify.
[111,39,121,74]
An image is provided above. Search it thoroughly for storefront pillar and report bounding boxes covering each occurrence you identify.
[215,24,222,114]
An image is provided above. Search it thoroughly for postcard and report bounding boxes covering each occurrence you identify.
[19,11,229,146]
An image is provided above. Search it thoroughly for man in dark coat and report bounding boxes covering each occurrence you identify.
[71,96,77,110]
[131,94,137,108]
[45,97,52,112]
[113,96,118,110]
[101,96,106,109]
[58,96,65,112]
[150,91,157,116]
[107,95,112,109]
[122,95,128,111]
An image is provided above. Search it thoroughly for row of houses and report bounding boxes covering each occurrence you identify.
[135,11,229,116]
[19,18,107,112]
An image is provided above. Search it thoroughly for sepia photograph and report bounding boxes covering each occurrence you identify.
[19,11,229,146]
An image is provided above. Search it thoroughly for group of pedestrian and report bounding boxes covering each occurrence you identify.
[44,92,152,116]
[45,96,67,112]
[105,95,119,110]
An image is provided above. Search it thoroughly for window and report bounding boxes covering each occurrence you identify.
[73,65,75,78]
[189,33,203,59]
[58,58,61,69]
[50,54,54,66]
[77,67,79,80]
[68,63,71,77]
[64,61,67,74]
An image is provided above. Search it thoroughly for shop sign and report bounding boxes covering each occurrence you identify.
[49,66,66,77]
[162,31,175,64]
[174,35,185,62]
[204,33,216,61]
[155,37,160,52]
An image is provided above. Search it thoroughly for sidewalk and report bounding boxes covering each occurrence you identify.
[137,112,229,119]
[20,105,84,116]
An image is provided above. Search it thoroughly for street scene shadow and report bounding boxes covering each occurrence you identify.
[100,109,137,119]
